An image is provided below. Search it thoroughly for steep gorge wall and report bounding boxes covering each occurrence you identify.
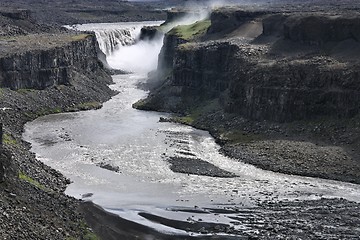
[173,42,240,94]
[263,14,360,44]
[158,33,188,71]
[283,16,360,45]
[228,59,360,121]
[0,35,103,90]
[148,10,360,122]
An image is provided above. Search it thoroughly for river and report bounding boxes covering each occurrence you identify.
[23,22,360,238]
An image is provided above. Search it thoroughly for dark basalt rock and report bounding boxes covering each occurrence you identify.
[208,9,267,35]
[262,13,360,45]
[283,15,360,45]
[0,34,101,90]
[139,26,159,41]
[157,32,187,72]
[147,10,360,122]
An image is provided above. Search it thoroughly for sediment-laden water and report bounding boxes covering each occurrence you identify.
[23,22,360,238]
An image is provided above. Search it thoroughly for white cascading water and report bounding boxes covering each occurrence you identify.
[94,28,136,55]
[70,22,164,73]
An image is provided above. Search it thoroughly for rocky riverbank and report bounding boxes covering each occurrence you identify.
[0,7,115,239]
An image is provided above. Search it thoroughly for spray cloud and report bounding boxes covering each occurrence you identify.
[106,0,254,74]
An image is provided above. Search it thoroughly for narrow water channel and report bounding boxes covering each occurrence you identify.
[23,22,360,237]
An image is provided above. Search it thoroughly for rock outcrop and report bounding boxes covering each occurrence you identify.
[0,34,103,90]
[140,26,160,41]
[207,9,266,35]
[283,15,360,45]
[158,32,188,72]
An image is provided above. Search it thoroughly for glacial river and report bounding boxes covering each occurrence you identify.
[23,22,360,237]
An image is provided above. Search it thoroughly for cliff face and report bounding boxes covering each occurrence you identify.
[0,34,102,90]
[283,16,360,45]
[158,32,188,71]
[173,42,239,93]
[228,58,360,121]
[143,9,360,122]
[208,10,266,35]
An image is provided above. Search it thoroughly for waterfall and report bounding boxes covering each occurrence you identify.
[69,22,163,56]
[68,21,164,73]
[94,28,139,55]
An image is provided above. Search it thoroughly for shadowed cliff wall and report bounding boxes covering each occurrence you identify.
[0,34,102,90]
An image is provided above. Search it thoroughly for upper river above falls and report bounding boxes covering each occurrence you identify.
[23,22,360,238]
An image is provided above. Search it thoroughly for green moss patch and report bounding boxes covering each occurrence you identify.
[19,172,49,192]
[169,20,211,40]
[71,34,91,41]
[169,98,262,144]
[16,88,36,94]
[3,133,17,145]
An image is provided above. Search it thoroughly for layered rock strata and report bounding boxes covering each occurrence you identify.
[0,34,104,90]
[142,10,360,122]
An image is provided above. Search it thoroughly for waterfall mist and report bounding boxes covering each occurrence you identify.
[107,35,164,73]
